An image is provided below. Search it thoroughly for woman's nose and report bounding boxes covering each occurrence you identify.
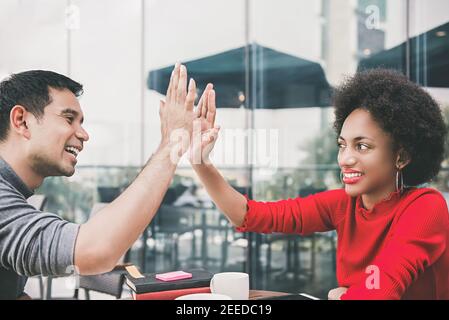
[338,149,357,167]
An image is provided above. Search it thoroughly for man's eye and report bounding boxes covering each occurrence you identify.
[337,143,345,149]
[66,117,74,124]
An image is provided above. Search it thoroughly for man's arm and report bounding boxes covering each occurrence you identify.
[74,64,197,275]
[74,144,177,274]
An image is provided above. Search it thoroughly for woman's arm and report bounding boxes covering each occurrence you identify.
[188,85,247,227]
[190,85,341,233]
[193,162,248,227]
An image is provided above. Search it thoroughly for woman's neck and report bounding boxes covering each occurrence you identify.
[361,184,398,211]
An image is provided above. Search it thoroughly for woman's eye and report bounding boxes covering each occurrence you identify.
[66,117,74,124]
[357,143,369,150]
[337,143,344,149]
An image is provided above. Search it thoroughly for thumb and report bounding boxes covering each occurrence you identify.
[159,99,166,116]
[210,127,220,141]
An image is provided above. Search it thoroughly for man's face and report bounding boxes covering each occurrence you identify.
[27,88,89,178]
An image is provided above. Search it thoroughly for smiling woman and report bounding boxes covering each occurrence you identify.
[334,69,447,189]
[191,68,449,300]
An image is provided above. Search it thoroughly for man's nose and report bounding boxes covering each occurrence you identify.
[76,126,89,142]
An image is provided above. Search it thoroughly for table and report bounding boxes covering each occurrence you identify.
[249,290,291,300]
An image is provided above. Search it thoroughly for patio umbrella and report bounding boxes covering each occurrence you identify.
[147,43,332,109]
[358,21,449,88]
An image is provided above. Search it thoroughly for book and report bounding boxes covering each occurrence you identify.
[255,293,320,300]
[131,286,211,300]
[125,268,213,294]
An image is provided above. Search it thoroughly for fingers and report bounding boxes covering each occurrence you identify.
[328,289,336,300]
[327,287,347,300]
[168,62,180,102]
[176,65,188,105]
[197,92,207,118]
[200,83,213,118]
[202,126,220,143]
[159,99,165,117]
[206,89,216,126]
[196,83,213,118]
[185,78,196,111]
[209,126,220,142]
[166,69,174,102]
[166,70,173,101]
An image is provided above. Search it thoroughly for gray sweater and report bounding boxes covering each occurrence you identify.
[0,157,79,299]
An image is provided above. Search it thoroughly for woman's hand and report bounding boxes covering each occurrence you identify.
[328,287,348,300]
[188,83,220,165]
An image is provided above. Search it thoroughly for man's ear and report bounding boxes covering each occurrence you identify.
[10,105,31,139]
[396,148,411,170]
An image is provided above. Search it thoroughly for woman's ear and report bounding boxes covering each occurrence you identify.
[396,148,411,170]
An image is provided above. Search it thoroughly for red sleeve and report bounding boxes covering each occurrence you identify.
[341,193,449,300]
[235,189,346,235]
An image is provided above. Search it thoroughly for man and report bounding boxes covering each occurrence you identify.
[0,64,213,299]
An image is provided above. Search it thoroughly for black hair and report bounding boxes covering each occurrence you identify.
[0,70,83,141]
[333,68,447,186]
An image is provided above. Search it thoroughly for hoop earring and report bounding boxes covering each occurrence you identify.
[396,170,404,194]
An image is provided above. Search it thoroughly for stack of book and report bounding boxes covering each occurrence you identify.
[125,266,214,300]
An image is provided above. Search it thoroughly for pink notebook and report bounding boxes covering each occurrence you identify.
[155,271,193,282]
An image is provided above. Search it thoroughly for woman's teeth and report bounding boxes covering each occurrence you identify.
[344,173,363,178]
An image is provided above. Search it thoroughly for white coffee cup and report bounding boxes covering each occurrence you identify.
[175,293,231,300]
[210,272,249,300]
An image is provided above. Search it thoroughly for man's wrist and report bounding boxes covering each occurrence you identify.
[153,141,182,166]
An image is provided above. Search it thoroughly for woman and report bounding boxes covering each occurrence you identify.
[190,69,449,300]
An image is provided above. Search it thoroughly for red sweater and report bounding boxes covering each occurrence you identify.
[237,187,449,299]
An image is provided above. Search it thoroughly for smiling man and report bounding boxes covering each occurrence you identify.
[0,67,198,299]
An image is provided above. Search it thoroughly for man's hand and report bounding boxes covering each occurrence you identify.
[159,63,197,159]
[328,287,348,300]
[188,83,220,165]
[76,64,199,275]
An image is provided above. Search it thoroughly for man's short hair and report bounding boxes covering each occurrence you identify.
[0,70,83,141]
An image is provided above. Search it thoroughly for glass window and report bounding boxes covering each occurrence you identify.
[2,0,447,299]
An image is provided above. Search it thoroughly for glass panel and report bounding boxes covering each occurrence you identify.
[3,0,447,299]
[0,0,68,77]
[410,0,449,198]
[70,0,143,167]
[143,0,249,274]
[409,0,449,88]
[251,0,408,297]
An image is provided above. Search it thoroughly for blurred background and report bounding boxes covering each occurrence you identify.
[1,0,448,299]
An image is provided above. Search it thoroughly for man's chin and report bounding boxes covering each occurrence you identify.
[30,156,76,178]
[63,170,75,177]
[53,163,76,177]
[62,166,76,177]
[47,168,75,177]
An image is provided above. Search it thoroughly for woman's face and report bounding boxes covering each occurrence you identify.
[337,108,399,199]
